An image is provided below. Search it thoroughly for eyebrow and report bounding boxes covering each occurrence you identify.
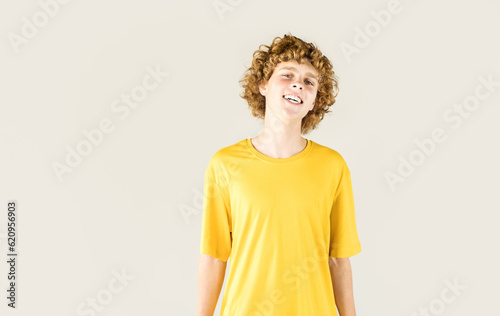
[278,66,318,81]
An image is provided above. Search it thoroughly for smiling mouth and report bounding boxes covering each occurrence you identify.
[283,95,303,104]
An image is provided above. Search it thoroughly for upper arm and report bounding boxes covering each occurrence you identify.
[200,254,228,265]
[329,256,350,267]
[329,156,362,258]
[199,160,232,263]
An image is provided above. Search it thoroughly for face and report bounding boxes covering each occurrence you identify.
[259,60,319,121]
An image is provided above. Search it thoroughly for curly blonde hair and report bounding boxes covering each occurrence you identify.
[239,33,339,135]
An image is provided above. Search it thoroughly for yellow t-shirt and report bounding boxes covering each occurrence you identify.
[200,138,361,315]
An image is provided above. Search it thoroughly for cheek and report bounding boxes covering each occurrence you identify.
[308,87,318,97]
[275,78,288,87]
[273,81,288,94]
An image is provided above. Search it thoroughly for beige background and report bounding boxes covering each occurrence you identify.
[1,0,499,315]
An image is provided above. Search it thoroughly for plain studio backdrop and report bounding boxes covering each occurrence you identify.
[1,0,499,315]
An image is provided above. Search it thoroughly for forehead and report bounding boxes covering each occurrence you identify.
[274,60,319,79]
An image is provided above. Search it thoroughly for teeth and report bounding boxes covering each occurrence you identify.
[283,94,302,104]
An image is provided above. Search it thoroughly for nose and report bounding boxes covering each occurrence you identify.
[291,82,303,90]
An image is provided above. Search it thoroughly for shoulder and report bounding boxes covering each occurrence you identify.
[209,139,246,163]
[311,140,350,169]
[206,139,246,176]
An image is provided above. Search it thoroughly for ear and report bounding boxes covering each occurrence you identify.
[309,101,315,111]
[259,80,268,96]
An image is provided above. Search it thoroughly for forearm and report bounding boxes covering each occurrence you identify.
[329,257,356,316]
[197,254,227,316]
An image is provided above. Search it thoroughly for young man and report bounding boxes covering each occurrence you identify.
[197,33,362,316]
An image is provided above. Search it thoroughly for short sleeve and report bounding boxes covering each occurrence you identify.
[199,157,232,262]
[329,158,362,258]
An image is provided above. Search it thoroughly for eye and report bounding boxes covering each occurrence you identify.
[305,80,314,86]
[283,74,292,78]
